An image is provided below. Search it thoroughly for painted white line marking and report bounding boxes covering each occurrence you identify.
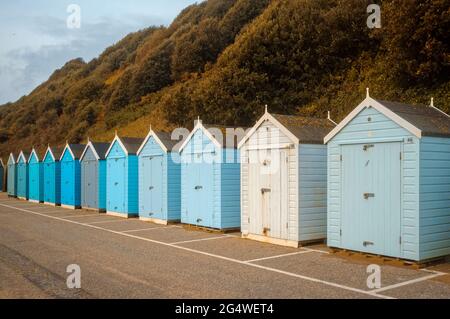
[0,202,393,299]
[245,250,314,263]
[302,247,330,254]
[121,226,177,233]
[60,214,100,219]
[86,219,130,225]
[171,235,229,245]
[369,273,446,293]
[420,268,447,275]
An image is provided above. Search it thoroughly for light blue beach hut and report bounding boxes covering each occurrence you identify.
[179,120,244,230]
[80,140,109,211]
[0,159,5,192]
[137,128,181,224]
[7,153,17,197]
[105,134,143,217]
[28,149,44,203]
[325,92,450,261]
[43,146,63,205]
[16,151,30,200]
[60,143,85,209]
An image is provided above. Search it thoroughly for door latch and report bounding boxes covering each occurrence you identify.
[364,193,375,199]
[261,188,271,194]
[149,186,154,190]
[195,186,203,190]
[363,144,374,151]
[196,218,202,223]
[363,241,374,247]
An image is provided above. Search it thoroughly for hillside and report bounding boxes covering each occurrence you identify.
[0,0,449,157]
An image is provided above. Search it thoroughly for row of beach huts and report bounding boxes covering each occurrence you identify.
[1,94,450,262]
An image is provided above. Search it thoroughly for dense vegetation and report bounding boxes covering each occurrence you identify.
[0,0,449,157]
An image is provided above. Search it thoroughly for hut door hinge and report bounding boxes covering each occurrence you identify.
[400,152,402,160]
[340,155,343,161]
[340,229,342,236]
[399,236,402,245]
[286,222,288,229]
[248,217,250,223]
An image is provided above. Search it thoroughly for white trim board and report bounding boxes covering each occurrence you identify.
[178,120,222,153]
[324,97,423,144]
[105,135,129,158]
[238,111,299,149]
[80,141,101,161]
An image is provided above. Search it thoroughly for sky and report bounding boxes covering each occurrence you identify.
[0,0,199,104]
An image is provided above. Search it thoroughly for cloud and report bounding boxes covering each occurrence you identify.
[0,13,165,105]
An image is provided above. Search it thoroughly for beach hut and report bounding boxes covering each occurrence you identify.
[43,146,63,206]
[28,149,45,203]
[105,134,143,217]
[7,153,17,197]
[238,110,335,247]
[80,140,109,211]
[60,143,85,209]
[179,119,244,230]
[137,128,181,224]
[0,159,5,192]
[324,92,450,261]
[16,151,30,200]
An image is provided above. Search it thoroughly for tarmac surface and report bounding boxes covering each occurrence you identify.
[0,193,449,299]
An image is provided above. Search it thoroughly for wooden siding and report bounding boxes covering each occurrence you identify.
[167,152,181,221]
[419,137,450,260]
[240,120,299,241]
[220,149,241,229]
[126,155,139,214]
[81,147,99,209]
[43,152,61,204]
[7,159,16,196]
[327,107,420,260]
[60,149,81,207]
[139,137,168,220]
[298,144,327,241]
[181,128,222,229]
[16,156,29,199]
[28,153,44,202]
[98,160,106,210]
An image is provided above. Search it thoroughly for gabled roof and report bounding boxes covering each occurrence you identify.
[238,111,336,149]
[179,120,248,152]
[8,153,17,164]
[324,97,450,143]
[18,150,30,163]
[44,146,64,162]
[105,134,144,157]
[60,143,86,161]
[80,141,110,161]
[137,129,184,155]
[28,148,45,163]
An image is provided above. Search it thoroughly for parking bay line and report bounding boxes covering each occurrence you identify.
[60,214,100,219]
[121,226,178,233]
[0,202,395,299]
[369,272,446,294]
[170,235,230,245]
[245,250,315,263]
[85,219,131,225]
